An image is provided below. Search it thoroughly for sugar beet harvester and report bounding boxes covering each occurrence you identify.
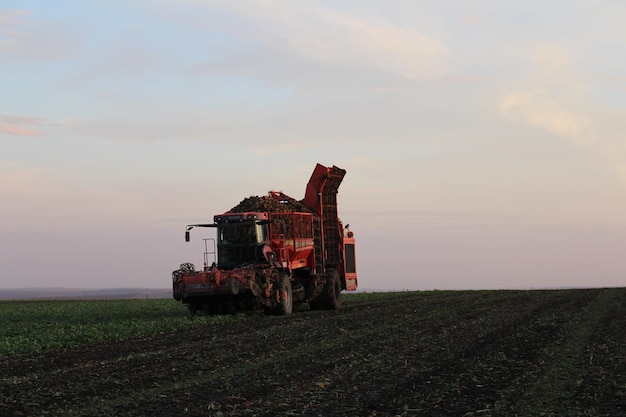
[172,163,358,315]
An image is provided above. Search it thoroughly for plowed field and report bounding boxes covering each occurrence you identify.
[2,289,626,417]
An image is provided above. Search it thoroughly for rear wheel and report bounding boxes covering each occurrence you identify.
[310,268,342,310]
[187,302,198,316]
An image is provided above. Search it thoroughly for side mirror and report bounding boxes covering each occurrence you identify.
[185,231,190,242]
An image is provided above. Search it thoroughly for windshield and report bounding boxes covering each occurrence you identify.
[218,222,264,245]
[217,222,267,268]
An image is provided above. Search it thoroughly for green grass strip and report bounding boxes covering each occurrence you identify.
[0,299,239,356]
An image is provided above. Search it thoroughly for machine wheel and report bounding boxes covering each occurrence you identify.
[310,268,342,310]
[268,273,292,315]
[326,268,342,310]
[187,303,198,316]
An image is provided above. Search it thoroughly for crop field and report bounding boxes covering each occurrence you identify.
[1,289,626,417]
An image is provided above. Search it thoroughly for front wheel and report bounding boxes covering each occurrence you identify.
[267,273,292,315]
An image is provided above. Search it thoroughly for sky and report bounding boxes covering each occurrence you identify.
[2,0,626,291]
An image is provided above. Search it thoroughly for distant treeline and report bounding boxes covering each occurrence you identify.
[0,288,171,300]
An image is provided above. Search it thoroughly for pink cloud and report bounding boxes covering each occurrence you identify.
[0,115,44,136]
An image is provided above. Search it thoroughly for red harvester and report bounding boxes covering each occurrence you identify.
[172,163,357,315]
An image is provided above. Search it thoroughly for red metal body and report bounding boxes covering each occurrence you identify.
[172,164,357,315]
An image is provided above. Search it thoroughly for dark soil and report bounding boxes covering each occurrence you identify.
[2,289,626,417]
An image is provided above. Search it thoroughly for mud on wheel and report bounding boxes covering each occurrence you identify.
[266,273,293,316]
[310,268,342,310]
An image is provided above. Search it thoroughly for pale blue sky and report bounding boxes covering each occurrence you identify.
[2,1,626,290]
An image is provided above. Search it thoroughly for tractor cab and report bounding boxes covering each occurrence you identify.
[214,212,272,269]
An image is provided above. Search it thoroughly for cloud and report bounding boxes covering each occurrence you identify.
[0,162,140,230]
[461,14,482,26]
[0,115,44,136]
[0,161,228,232]
[0,9,80,62]
[499,44,598,146]
[500,89,596,146]
[0,162,56,204]
[498,42,626,182]
[247,141,311,156]
[184,0,449,80]
[0,122,41,136]
[0,10,29,44]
